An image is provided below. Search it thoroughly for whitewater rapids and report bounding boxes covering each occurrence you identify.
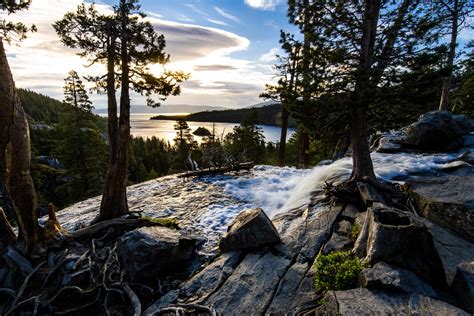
[53,151,457,255]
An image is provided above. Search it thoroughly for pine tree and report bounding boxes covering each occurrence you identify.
[57,71,107,201]
[309,0,440,181]
[431,0,474,111]
[54,0,188,223]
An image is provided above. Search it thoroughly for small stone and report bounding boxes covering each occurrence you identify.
[219,208,280,252]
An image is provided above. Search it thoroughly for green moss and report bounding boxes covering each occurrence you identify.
[142,216,179,229]
[315,251,369,291]
[351,222,361,241]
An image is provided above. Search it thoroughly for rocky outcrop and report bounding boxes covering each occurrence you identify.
[117,226,196,281]
[360,262,437,298]
[372,111,474,153]
[405,175,474,242]
[403,111,472,151]
[145,202,343,315]
[451,261,474,313]
[219,208,280,252]
[318,288,469,315]
[353,204,446,286]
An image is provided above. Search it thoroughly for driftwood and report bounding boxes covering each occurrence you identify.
[177,162,254,178]
[68,217,169,240]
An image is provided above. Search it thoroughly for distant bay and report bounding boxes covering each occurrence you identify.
[99,114,296,144]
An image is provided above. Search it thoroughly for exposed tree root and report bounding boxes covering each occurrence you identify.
[0,217,186,315]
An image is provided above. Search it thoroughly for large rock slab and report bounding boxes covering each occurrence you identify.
[219,208,280,252]
[117,226,196,281]
[353,204,446,286]
[402,111,472,151]
[205,251,291,315]
[421,218,474,285]
[266,204,343,313]
[319,288,469,315]
[405,175,474,242]
[451,261,474,313]
[360,262,437,298]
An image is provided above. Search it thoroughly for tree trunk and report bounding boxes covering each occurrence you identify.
[278,107,289,166]
[95,2,131,223]
[299,0,311,168]
[350,0,380,181]
[0,38,40,253]
[439,0,458,111]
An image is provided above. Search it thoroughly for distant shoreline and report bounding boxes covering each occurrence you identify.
[149,104,297,128]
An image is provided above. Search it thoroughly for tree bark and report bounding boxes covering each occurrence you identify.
[439,0,459,111]
[0,38,40,253]
[95,2,130,223]
[278,107,290,166]
[299,0,311,167]
[349,0,380,181]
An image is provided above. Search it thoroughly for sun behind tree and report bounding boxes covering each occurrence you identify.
[54,0,189,223]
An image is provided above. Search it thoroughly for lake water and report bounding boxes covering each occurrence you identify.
[124,114,295,144]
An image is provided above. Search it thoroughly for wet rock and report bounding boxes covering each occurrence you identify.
[462,133,474,148]
[451,261,474,313]
[205,251,291,315]
[360,262,437,298]
[341,204,359,221]
[353,204,446,286]
[266,204,343,314]
[402,111,470,151]
[117,226,196,281]
[318,288,469,315]
[405,175,474,242]
[357,182,385,207]
[219,208,280,252]
[373,134,404,153]
[322,232,353,255]
[420,218,474,285]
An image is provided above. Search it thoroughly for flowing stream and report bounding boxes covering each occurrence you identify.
[54,151,458,255]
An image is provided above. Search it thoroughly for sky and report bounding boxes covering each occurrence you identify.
[3,0,297,110]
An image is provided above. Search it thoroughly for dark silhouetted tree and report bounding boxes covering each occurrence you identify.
[55,0,188,222]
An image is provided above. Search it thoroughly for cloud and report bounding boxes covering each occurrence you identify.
[259,47,281,63]
[244,0,283,11]
[194,65,238,71]
[213,6,240,23]
[2,0,274,109]
[206,18,229,26]
[150,19,249,62]
[184,4,208,17]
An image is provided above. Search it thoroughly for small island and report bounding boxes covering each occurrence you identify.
[193,126,212,137]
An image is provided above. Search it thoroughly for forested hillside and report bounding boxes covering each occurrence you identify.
[151,103,298,128]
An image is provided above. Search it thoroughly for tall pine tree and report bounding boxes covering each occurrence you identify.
[55,0,188,223]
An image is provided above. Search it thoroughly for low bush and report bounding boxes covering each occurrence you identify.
[315,251,368,291]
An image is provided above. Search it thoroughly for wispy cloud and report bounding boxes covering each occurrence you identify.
[259,47,281,63]
[244,0,283,11]
[2,0,274,108]
[184,3,208,17]
[207,18,229,26]
[213,6,240,23]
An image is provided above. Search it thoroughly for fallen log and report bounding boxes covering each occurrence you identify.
[68,218,173,240]
[177,162,254,178]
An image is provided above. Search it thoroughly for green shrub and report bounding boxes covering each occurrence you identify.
[351,222,361,241]
[315,251,368,291]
